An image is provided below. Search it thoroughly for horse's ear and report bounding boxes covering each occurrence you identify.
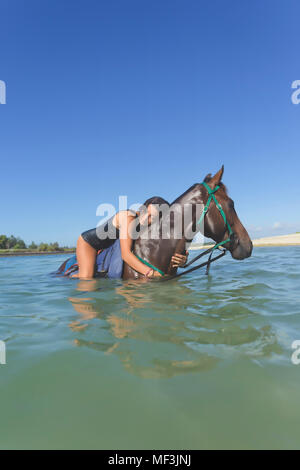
[208,165,224,188]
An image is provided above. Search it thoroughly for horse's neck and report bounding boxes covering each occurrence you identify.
[173,237,186,255]
[170,183,204,245]
[171,183,203,207]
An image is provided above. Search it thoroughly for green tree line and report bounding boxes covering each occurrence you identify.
[0,235,70,251]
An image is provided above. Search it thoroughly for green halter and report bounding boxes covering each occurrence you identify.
[198,181,233,251]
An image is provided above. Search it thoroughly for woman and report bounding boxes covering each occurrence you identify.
[74,197,187,279]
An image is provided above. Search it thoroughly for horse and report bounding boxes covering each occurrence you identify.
[123,166,253,280]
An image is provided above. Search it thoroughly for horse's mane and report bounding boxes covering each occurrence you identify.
[172,177,228,205]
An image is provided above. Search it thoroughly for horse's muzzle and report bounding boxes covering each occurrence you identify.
[230,237,253,260]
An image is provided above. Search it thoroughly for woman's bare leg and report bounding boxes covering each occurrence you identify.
[75,235,97,279]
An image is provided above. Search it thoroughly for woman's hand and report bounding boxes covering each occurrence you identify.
[144,269,162,279]
[171,251,188,268]
[153,270,162,278]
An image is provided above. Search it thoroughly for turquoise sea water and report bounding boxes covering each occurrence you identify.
[0,247,300,449]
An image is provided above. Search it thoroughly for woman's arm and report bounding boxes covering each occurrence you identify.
[118,212,161,277]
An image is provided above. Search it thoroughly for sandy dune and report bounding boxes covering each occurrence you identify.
[252,233,300,247]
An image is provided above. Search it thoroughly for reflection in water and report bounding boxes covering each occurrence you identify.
[68,272,283,379]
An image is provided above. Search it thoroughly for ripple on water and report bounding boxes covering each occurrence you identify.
[0,248,299,378]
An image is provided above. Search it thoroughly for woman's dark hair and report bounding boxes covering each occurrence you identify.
[143,196,169,208]
[138,197,169,226]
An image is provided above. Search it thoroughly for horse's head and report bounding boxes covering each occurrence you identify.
[199,166,252,260]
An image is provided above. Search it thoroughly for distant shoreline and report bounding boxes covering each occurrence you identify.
[1,233,299,257]
[189,233,300,250]
[0,250,75,257]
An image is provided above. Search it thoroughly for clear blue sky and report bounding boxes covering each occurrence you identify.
[0,0,299,246]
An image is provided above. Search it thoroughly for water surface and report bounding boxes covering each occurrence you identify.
[0,247,300,449]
